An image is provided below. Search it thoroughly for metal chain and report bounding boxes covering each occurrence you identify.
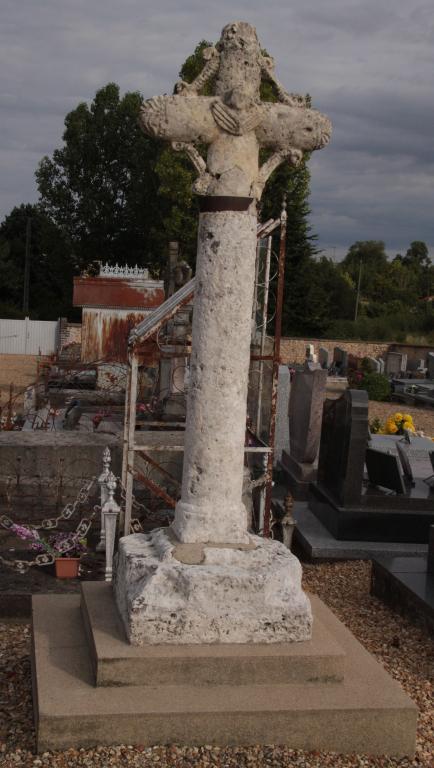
[0,477,98,534]
[0,506,98,573]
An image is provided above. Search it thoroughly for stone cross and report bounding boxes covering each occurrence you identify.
[114,22,330,645]
[140,21,331,201]
[139,21,331,546]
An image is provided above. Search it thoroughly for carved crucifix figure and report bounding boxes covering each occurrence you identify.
[115,22,331,645]
[140,21,331,199]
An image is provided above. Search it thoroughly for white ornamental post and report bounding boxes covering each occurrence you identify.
[102,471,120,582]
[96,446,111,552]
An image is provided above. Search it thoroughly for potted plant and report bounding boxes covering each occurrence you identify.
[10,524,87,579]
[50,533,87,579]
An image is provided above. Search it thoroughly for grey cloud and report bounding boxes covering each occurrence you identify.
[1,0,433,263]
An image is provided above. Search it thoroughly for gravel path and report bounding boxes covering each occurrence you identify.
[0,561,432,767]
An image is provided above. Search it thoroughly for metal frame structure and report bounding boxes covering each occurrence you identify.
[122,204,287,537]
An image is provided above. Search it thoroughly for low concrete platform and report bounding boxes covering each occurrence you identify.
[81,582,345,686]
[32,589,417,755]
[293,502,429,561]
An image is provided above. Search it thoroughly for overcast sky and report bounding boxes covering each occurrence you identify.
[1,0,434,261]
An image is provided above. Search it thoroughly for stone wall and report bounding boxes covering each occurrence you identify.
[0,432,121,524]
[280,338,390,365]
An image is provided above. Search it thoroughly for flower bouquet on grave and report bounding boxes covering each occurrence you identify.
[384,412,416,436]
[10,524,87,578]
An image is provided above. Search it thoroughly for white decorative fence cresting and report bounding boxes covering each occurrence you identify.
[0,317,59,355]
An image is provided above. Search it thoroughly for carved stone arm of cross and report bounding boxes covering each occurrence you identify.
[260,55,307,108]
[174,46,220,96]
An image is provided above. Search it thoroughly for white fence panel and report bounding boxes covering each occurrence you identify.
[0,318,59,355]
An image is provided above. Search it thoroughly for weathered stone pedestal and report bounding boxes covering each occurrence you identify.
[114,529,311,644]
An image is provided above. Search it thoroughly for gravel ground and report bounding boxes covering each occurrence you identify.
[0,560,432,768]
[368,403,434,438]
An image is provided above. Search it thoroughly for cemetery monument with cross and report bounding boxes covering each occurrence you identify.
[31,21,417,755]
[115,20,332,644]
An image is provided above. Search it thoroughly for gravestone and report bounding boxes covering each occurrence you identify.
[317,389,368,506]
[333,346,348,375]
[428,525,434,574]
[366,357,380,373]
[396,441,414,485]
[377,358,385,374]
[309,409,434,542]
[318,346,330,369]
[281,367,327,498]
[428,352,434,379]
[274,364,291,464]
[365,447,406,494]
[385,351,407,376]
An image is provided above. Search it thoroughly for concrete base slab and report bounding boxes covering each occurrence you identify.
[32,592,417,756]
[294,502,429,561]
[81,582,345,686]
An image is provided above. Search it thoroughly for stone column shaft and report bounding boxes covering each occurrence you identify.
[172,207,257,544]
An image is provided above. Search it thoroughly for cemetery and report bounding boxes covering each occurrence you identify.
[0,12,433,768]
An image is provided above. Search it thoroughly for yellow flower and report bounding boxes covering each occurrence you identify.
[393,412,403,421]
[403,421,415,431]
[402,414,413,424]
[386,422,398,434]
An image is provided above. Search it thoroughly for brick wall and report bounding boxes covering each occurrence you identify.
[280,338,390,365]
[0,354,51,408]
[59,319,81,348]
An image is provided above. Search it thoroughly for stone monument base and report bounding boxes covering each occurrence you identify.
[309,482,434,543]
[114,529,312,644]
[280,449,318,500]
[31,585,417,754]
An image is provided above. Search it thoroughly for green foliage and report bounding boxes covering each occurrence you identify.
[352,372,391,402]
[36,84,165,271]
[369,417,383,434]
[178,41,214,93]
[0,204,74,319]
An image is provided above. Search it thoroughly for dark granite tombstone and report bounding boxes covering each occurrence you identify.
[428,525,434,574]
[309,391,434,543]
[366,448,406,494]
[396,441,414,486]
[316,389,368,506]
[333,347,348,376]
[428,352,434,380]
[318,347,330,370]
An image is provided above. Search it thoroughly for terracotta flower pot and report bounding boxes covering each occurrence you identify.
[55,557,80,579]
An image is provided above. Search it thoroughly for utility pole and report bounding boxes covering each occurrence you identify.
[354,255,363,321]
[22,217,31,314]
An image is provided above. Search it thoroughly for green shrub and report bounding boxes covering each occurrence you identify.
[353,372,391,402]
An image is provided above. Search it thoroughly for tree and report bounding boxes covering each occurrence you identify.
[34,42,321,329]
[0,204,74,319]
[402,240,430,271]
[36,84,167,272]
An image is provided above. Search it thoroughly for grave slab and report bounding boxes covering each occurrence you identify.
[292,502,429,561]
[32,592,417,755]
[371,556,434,636]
